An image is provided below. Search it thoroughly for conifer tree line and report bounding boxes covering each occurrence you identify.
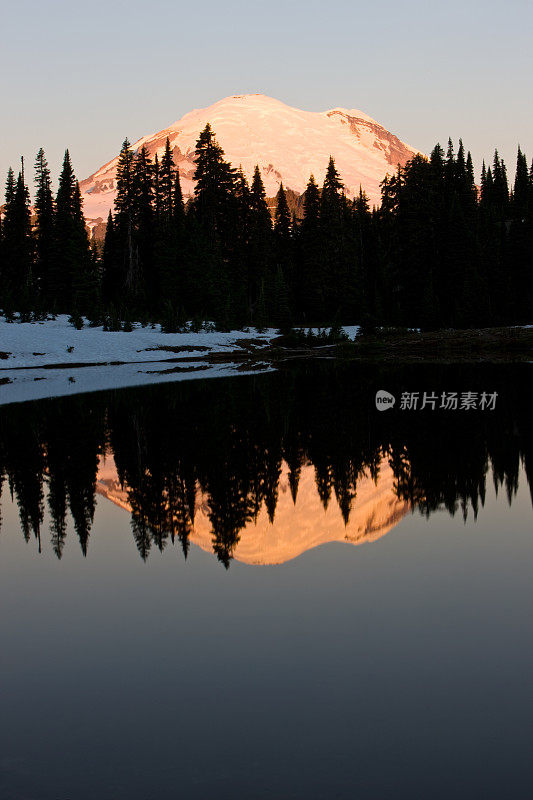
[0,128,531,329]
[0,150,98,319]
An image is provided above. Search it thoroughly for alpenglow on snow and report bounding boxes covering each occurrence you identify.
[80,94,419,223]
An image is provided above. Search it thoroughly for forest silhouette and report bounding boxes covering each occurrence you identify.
[2,131,532,330]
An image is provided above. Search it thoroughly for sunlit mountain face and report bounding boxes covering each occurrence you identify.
[0,362,530,567]
[79,93,419,224]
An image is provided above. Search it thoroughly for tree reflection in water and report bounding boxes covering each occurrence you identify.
[0,362,530,566]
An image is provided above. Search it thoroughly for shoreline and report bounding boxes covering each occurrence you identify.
[0,322,531,407]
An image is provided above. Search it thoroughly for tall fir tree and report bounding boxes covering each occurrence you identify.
[158,137,174,221]
[33,148,54,306]
[1,166,33,310]
[102,210,120,306]
[52,150,93,311]
[513,146,529,219]
[132,145,155,306]
[173,167,185,230]
[169,167,186,311]
[508,146,533,320]
[320,156,352,320]
[155,140,182,312]
[193,124,236,236]
[114,139,140,300]
[248,165,272,321]
[353,186,379,324]
[296,174,322,320]
[192,124,237,319]
[274,182,291,239]
[0,168,16,304]
[273,182,292,309]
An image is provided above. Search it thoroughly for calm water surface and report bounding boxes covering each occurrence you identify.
[0,363,532,799]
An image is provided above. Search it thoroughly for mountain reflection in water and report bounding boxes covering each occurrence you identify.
[0,362,531,566]
[97,455,409,565]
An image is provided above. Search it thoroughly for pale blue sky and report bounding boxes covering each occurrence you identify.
[2,0,532,192]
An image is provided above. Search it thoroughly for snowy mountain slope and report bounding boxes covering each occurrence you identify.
[79,94,419,222]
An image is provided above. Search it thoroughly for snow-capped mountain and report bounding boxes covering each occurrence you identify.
[80,94,419,222]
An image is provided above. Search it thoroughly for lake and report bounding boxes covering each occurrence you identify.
[0,362,532,799]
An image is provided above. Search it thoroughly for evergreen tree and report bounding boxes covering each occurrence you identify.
[274,182,291,240]
[320,156,352,320]
[492,150,509,215]
[296,174,322,320]
[193,124,236,236]
[0,168,16,302]
[466,151,476,199]
[33,148,54,306]
[114,139,136,218]
[158,137,174,221]
[114,139,140,299]
[153,153,161,220]
[52,150,93,311]
[169,167,186,312]
[321,156,344,214]
[248,165,272,321]
[513,146,529,219]
[192,124,237,319]
[430,143,445,179]
[272,183,293,324]
[353,186,379,324]
[228,167,252,322]
[1,167,33,310]
[155,135,182,312]
[508,146,533,320]
[133,145,155,306]
[480,160,487,201]
[274,182,292,262]
[71,182,97,310]
[4,167,15,205]
[173,167,185,230]
[445,138,455,186]
[102,210,120,306]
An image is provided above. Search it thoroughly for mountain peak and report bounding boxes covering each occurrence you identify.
[80,94,419,223]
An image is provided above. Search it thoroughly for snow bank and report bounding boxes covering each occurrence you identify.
[0,315,360,406]
[0,315,277,369]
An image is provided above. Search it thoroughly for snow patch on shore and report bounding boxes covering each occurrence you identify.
[0,315,278,369]
[0,315,360,406]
